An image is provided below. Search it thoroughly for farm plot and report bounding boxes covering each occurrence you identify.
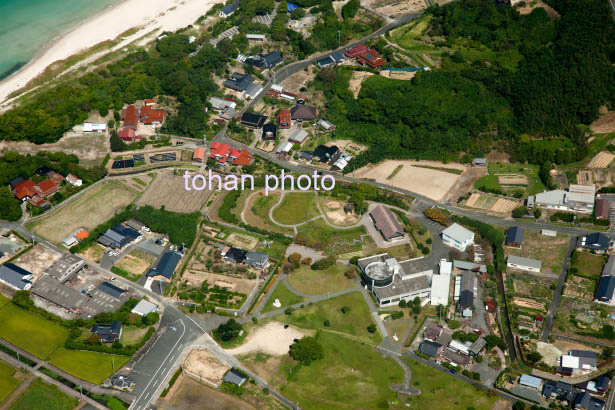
[116,250,156,277]
[78,243,106,263]
[27,181,138,245]
[577,170,594,186]
[0,360,20,404]
[498,175,528,186]
[226,233,259,250]
[11,244,61,279]
[475,162,546,196]
[563,275,595,299]
[137,169,213,213]
[465,193,519,214]
[506,229,569,274]
[513,297,546,311]
[511,276,553,300]
[182,271,258,296]
[588,151,615,168]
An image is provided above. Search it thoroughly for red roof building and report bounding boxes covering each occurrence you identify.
[47,171,65,184]
[193,147,206,162]
[344,44,369,58]
[234,150,255,166]
[33,179,60,198]
[122,105,138,129]
[484,299,497,312]
[13,179,37,201]
[118,128,135,142]
[228,148,242,161]
[29,195,47,208]
[140,105,165,125]
[145,98,157,106]
[356,49,385,68]
[278,110,291,129]
[210,141,232,162]
[75,230,90,241]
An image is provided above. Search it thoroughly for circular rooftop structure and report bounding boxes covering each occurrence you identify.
[363,258,399,287]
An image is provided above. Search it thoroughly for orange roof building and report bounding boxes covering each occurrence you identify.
[13,179,37,201]
[75,230,90,241]
[140,105,165,125]
[122,105,138,129]
[234,149,255,166]
[193,147,206,162]
[33,179,60,198]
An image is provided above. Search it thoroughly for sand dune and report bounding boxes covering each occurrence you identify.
[0,0,221,104]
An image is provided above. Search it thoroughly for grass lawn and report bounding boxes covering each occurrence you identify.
[296,219,366,255]
[571,251,607,279]
[261,281,306,314]
[120,326,150,345]
[277,291,382,344]
[272,192,320,225]
[287,263,356,296]
[0,303,68,359]
[475,162,545,196]
[278,331,404,410]
[9,378,78,410]
[252,193,279,220]
[506,229,570,274]
[0,294,9,309]
[402,358,499,410]
[0,360,20,404]
[48,348,130,385]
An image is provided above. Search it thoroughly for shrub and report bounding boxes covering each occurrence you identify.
[341,306,351,314]
[289,336,324,365]
[311,256,336,270]
[367,324,377,333]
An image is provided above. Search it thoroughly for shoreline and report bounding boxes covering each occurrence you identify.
[0,0,221,104]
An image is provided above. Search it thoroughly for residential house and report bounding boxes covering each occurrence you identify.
[288,129,309,145]
[443,346,472,368]
[209,97,236,112]
[66,174,82,187]
[317,51,345,67]
[193,147,206,162]
[574,391,605,410]
[245,251,269,269]
[262,123,277,140]
[442,223,475,251]
[331,153,352,172]
[92,321,123,344]
[543,380,573,400]
[560,350,598,374]
[98,224,141,249]
[111,375,135,390]
[506,226,524,248]
[300,152,313,162]
[276,141,293,158]
[245,83,264,99]
[145,98,157,106]
[459,271,476,318]
[124,219,146,232]
[369,204,405,242]
[345,44,369,58]
[224,73,254,92]
[290,104,317,122]
[581,232,611,253]
[596,255,615,305]
[140,105,165,127]
[423,323,443,341]
[233,149,255,166]
[12,179,37,202]
[278,110,292,129]
[469,338,486,357]
[131,299,159,316]
[595,198,610,220]
[530,184,596,213]
[356,48,385,68]
[83,123,108,133]
[210,141,232,164]
[219,0,240,17]
[223,247,247,264]
[313,145,340,163]
[0,263,33,290]
[240,112,267,129]
[146,251,183,282]
[519,374,543,390]
[118,128,138,143]
[33,179,59,198]
[507,255,542,273]
[47,171,65,185]
[121,105,138,129]
[419,340,443,358]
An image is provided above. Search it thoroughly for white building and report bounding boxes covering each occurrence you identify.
[131,299,159,316]
[442,223,475,251]
[529,184,595,214]
[430,271,451,306]
[506,255,542,273]
[448,339,471,355]
[66,174,82,187]
[83,123,107,133]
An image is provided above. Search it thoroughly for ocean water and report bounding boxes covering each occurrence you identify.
[0,0,120,80]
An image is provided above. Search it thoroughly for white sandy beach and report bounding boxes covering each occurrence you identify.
[0,0,222,104]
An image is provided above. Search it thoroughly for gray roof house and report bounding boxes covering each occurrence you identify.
[581,232,611,253]
[506,226,524,248]
[0,263,33,290]
[92,321,122,344]
[418,340,443,358]
[506,255,542,273]
[219,0,240,17]
[459,271,476,317]
[574,391,605,410]
[245,251,269,269]
[97,282,126,299]
[224,73,254,92]
[223,369,247,386]
[469,337,487,357]
[147,251,182,280]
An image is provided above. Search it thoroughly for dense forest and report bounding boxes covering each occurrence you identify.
[317,0,615,171]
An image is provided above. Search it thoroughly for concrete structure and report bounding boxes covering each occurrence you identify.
[530,184,596,213]
[507,255,542,273]
[357,253,432,307]
[131,299,159,316]
[430,261,451,306]
[45,253,84,282]
[560,350,598,374]
[442,223,475,251]
[83,123,107,133]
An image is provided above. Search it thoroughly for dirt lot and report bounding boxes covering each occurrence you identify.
[588,151,615,169]
[552,339,600,355]
[536,342,563,367]
[513,297,546,311]
[365,0,428,18]
[516,0,560,18]
[12,244,61,279]
[590,107,615,134]
[78,243,106,263]
[350,160,464,201]
[326,139,368,155]
[137,169,213,213]
[162,377,255,410]
[577,170,594,185]
[465,193,520,214]
[28,181,138,244]
[444,167,488,201]
[506,229,569,274]
[255,140,275,153]
[380,70,417,80]
[319,198,360,227]
[563,275,595,299]
[226,233,259,250]
[183,271,257,295]
[183,349,229,387]
[116,250,155,276]
[498,175,528,185]
[349,71,374,98]
[0,132,109,167]
[225,322,309,356]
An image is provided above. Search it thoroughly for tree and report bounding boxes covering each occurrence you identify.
[367,324,377,333]
[288,252,302,264]
[512,401,525,410]
[399,300,407,308]
[311,256,336,270]
[289,336,324,365]
[341,306,351,314]
[485,335,506,351]
[342,0,360,19]
[0,186,22,221]
[214,319,243,342]
[110,132,128,152]
[512,206,528,219]
[526,351,542,364]
[142,312,160,325]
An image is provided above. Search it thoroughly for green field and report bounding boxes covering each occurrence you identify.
[261,281,306,314]
[252,194,279,219]
[0,303,68,359]
[0,294,9,309]
[49,348,130,385]
[296,219,366,255]
[272,192,320,225]
[571,251,607,279]
[277,292,382,344]
[9,378,77,410]
[287,263,356,295]
[403,358,499,410]
[475,162,546,196]
[279,331,403,409]
[0,360,20,404]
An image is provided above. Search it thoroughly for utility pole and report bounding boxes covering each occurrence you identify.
[16,352,20,368]
[112,358,115,373]
[338,30,341,47]
[79,385,83,401]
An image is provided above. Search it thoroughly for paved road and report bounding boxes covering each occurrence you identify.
[540,236,576,341]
